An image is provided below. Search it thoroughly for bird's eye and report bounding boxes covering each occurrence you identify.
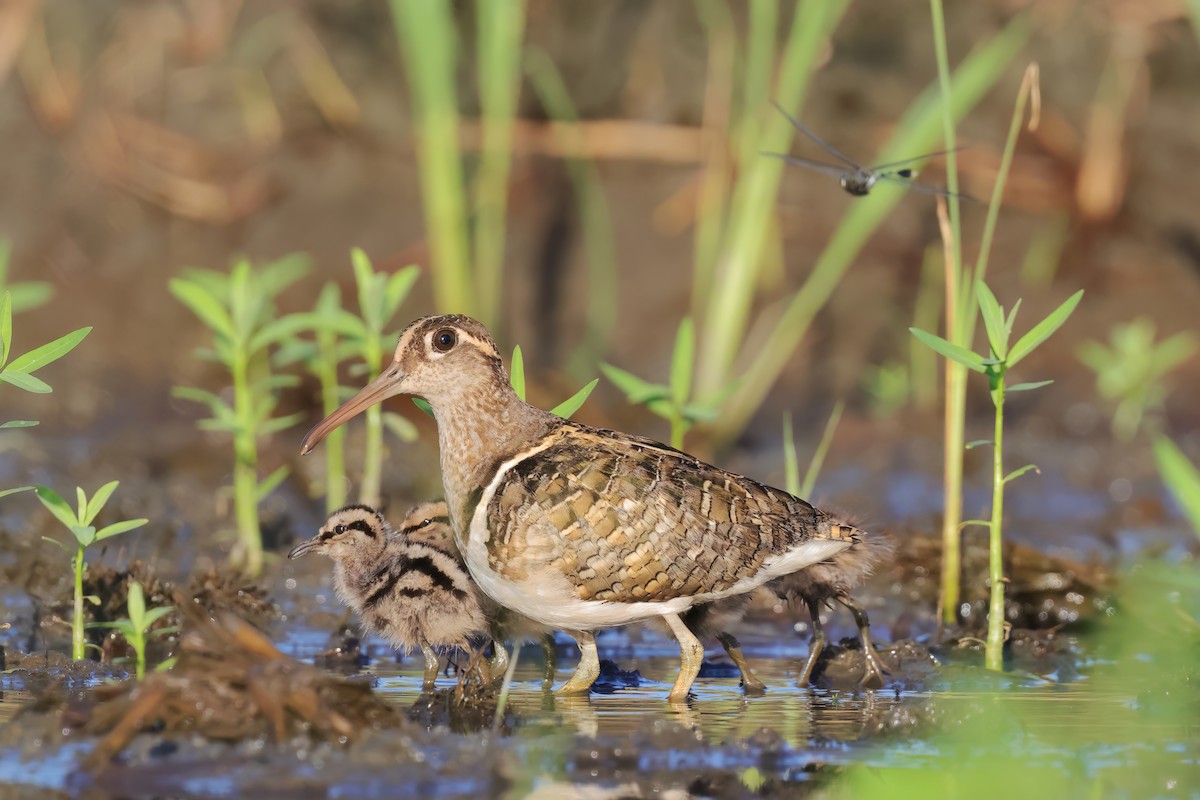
[417,518,432,529]
[335,524,346,535]
[433,328,457,353]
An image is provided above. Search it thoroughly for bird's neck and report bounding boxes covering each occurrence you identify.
[429,382,558,540]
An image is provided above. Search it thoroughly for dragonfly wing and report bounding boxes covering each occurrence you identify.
[878,173,979,202]
[869,145,968,173]
[771,101,861,170]
[768,154,848,180]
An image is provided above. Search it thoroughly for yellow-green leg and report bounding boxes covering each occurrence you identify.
[489,639,510,684]
[557,629,598,695]
[420,641,440,690]
[662,613,704,702]
[840,597,888,688]
[797,598,826,688]
[539,633,558,693]
[716,631,767,695]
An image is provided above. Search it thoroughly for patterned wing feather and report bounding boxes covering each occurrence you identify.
[484,424,849,603]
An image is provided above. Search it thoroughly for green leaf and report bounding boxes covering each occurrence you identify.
[247,314,318,355]
[909,328,986,373]
[960,519,992,530]
[0,292,11,367]
[0,371,52,393]
[351,248,379,329]
[256,466,289,502]
[412,397,434,418]
[510,345,526,400]
[383,411,419,442]
[680,403,720,422]
[550,379,598,419]
[1007,290,1084,367]
[72,525,97,547]
[1153,437,1200,537]
[1005,299,1023,339]
[258,411,305,437]
[155,656,178,673]
[169,279,236,341]
[84,481,120,526]
[1,420,38,428]
[0,485,34,499]
[172,386,231,414]
[965,439,992,450]
[975,283,1008,359]
[76,486,87,523]
[94,518,148,541]
[1007,379,1053,392]
[256,253,310,299]
[1003,464,1040,484]
[6,326,91,375]
[384,267,420,317]
[599,363,669,404]
[127,582,146,628]
[34,485,79,528]
[141,606,175,629]
[782,412,799,497]
[670,317,694,407]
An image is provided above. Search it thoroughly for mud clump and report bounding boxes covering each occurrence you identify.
[69,612,405,769]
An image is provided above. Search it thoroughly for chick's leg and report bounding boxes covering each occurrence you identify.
[797,598,827,688]
[716,631,767,695]
[420,641,440,691]
[840,596,888,688]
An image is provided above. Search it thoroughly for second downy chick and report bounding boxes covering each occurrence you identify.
[288,504,489,690]
[399,500,559,690]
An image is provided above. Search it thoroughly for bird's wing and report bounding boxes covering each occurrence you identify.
[483,423,851,603]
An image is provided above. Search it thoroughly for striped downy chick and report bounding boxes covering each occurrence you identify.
[288,504,490,690]
[399,500,558,690]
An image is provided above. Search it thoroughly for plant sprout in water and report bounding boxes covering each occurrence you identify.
[91,581,177,680]
[769,102,971,199]
[33,481,149,661]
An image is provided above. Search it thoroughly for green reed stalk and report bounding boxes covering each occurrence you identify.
[985,369,1007,670]
[524,49,617,373]
[390,0,473,316]
[473,0,525,330]
[801,401,844,498]
[691,0,735,315]
[695,0,848,396]
[929,8,969,589]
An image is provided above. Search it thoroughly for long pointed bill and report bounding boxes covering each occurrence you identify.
[300,362,405,455]
[287,536,323,559]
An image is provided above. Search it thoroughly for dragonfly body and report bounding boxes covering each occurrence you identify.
[770,103,966,200]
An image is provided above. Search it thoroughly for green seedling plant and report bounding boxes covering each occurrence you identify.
[91,581,177,679]
[170,255,311,576]
[600,318,735,450]
[279,253,419,510]
[1078,318,1197,443]
[0,290,92,501]
[912,283,1082,670]
[1153,437,1200,538]
[34,481,148,661]
[341,251,419,508]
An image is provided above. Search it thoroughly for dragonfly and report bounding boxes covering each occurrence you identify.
[769,102,972,200]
